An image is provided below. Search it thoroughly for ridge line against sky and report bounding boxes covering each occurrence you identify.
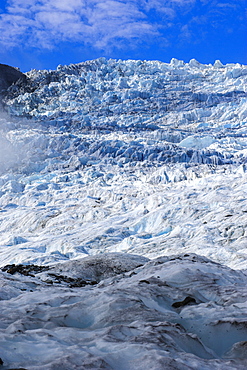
[0,0,246,72]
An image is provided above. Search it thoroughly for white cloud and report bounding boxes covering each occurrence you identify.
[0,0,245,53]
[0,0,165,50]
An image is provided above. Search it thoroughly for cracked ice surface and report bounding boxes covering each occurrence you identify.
[0,58,247,368]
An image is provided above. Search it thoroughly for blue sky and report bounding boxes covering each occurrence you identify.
[0,0,246,72]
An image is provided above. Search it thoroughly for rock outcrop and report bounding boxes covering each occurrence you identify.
[0,64,28,110]
[0,63,26,92]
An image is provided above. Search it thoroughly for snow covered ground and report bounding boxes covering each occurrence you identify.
[0,58,247,368]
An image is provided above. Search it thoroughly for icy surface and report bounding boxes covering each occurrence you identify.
[0,58,247,368]
[1,254,247,369]
[0,58,247,268]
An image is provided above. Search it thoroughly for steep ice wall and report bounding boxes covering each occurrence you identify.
[4,58,247,129]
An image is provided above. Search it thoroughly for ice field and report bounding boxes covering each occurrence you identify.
[0,58,247,369]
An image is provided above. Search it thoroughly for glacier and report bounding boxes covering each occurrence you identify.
[0,58,247,369]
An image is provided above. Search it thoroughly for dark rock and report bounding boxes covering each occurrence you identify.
[139,279,151,284]
[1,264,49,276]
[0,64,27,92]
[0,357,3,365]
[0,64,28,110]
[172,296,196,308]
[47,272,98,287]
